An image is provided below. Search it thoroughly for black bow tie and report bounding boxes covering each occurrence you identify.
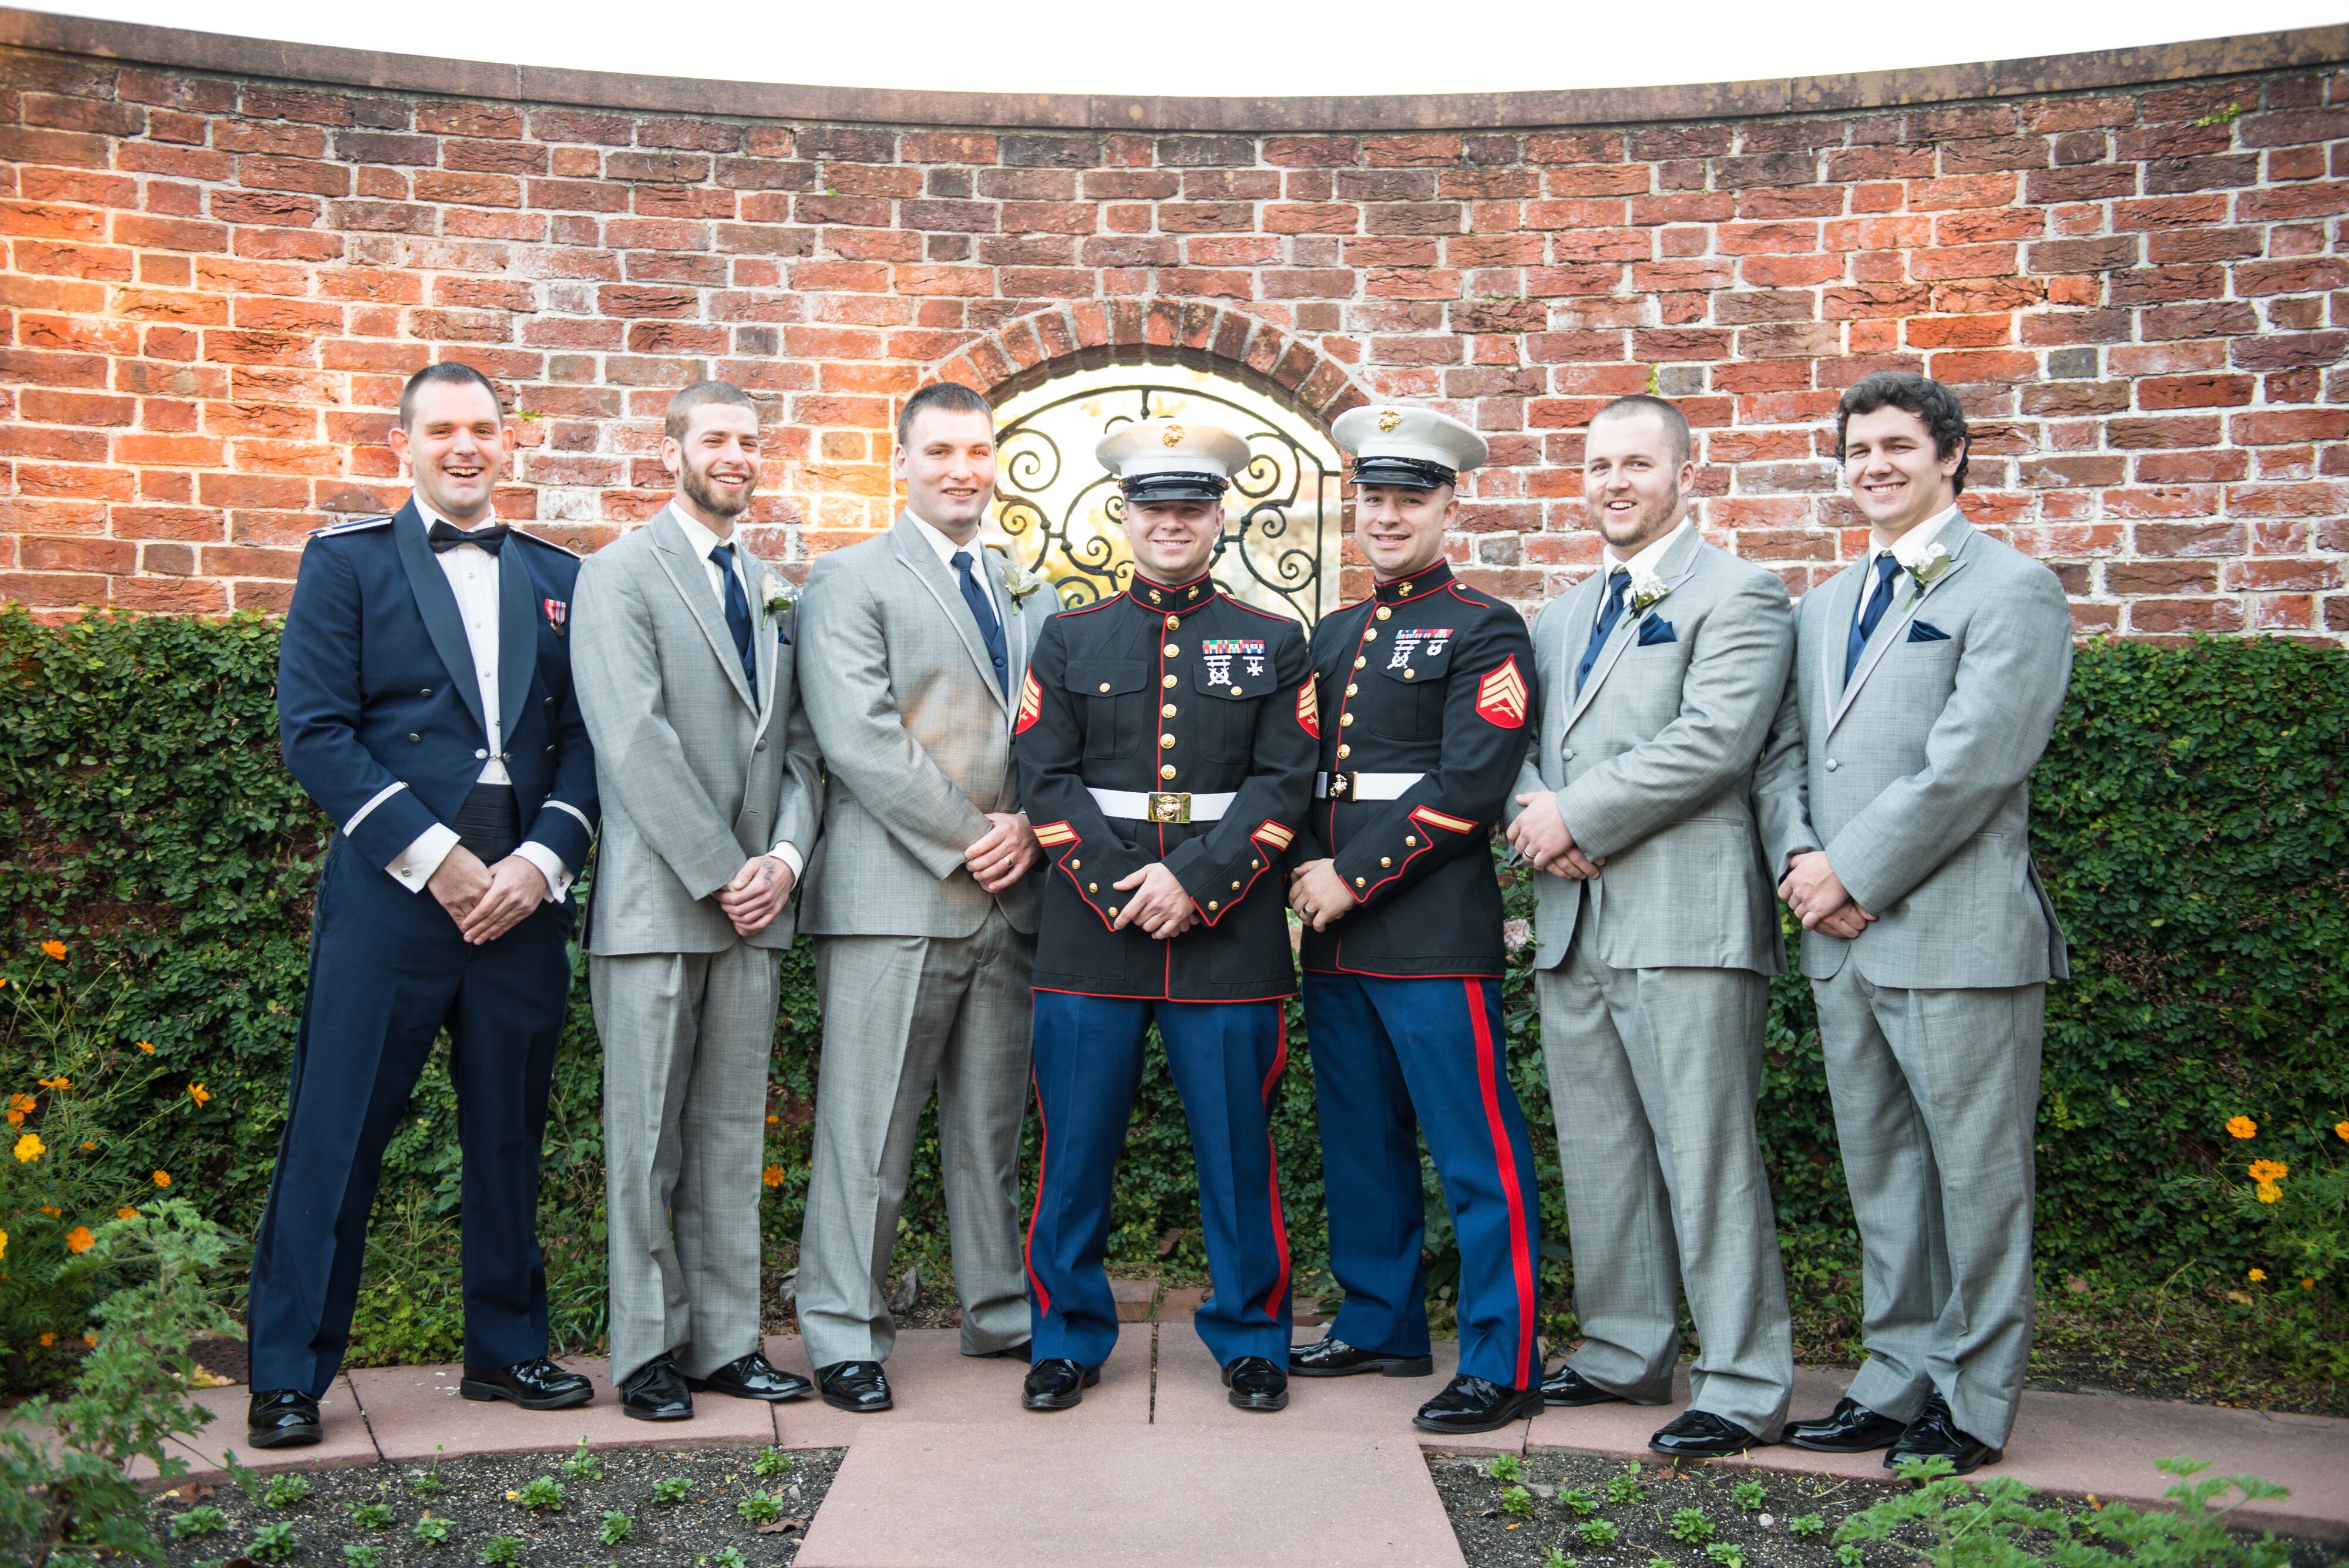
[428,520,509,555]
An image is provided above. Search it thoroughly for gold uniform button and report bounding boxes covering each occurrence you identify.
[1337,744,1351,759]
[1361,627,1376,641]
[1071,859,1081,869]
[1404,836,1417,847]
[1099,682,1112,693]
[1380,857,1392,868]
[1340,713,1354,726]
[1251,858,1261,869]
[1160,763,1177,779]
[1165,614,1181,628]
[1161,703,1178,717]
[1229,687,1243,696]
[1162,674,1179,688]
[1353,656,1366,669]
[1345,684,1358,696]
[1108,906,1119,917]
[1207,900,1219,911]
[1376,606,1392,620]
[1160,734,1177,749]
[1088,882,1098,893]
[1164,643,1179,657]
[1354,876,1366,888]
[1403,669,1416,680]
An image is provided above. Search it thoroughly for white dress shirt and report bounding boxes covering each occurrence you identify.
[1591,514,1693,638]
[906,509,1006,631]
[383,503,571,901]
[665,504,803,880]
[1858,503,1963,594]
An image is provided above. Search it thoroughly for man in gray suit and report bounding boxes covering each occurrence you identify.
[571,381,824,1420]
[1505,394,1796,1458]
[1756,371,2072,1475]
[791,381,1051,1414]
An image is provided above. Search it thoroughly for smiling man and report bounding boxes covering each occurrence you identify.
[1505,393,1796,1458]
[1013,416,1316,1415]
[1755,371,2073,1475]
[790,381,1054,1415]
[571,379,824,1421]
[252,362,600,1447]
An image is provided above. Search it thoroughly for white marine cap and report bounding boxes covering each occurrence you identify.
[1095,416,1254,504]
[1331,403,1489,489]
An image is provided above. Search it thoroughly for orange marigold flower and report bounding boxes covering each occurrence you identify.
[82,1331,96,1346]
[2247,1268,2267,1282]
[5,1092,32,1126]
[39,1332,56,1348]
[2255,1180,2283,1204]
[152,1169,171,1188]
[36,1076,68,1091]
[14,1132,45,1163]
[40,940,66,961]
[78,1139,94,1151]
[65,1226,93,1254]
[2305,1278,2317,1290]
[2248,1159,2289,1183]
[2225,1116,2257,1139]
[187,1082,210,1107]
[39,1204,61,1217]
[116,1206,138,1220]
[760,1164,786,1188]
[135,1040,155,1054]
[2337,1121,2348,1143]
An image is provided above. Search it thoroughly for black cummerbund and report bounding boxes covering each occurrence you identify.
[453,782,522,864]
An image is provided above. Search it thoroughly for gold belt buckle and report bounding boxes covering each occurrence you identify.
[1148,791,1192,824]
[1328,771,1353,799]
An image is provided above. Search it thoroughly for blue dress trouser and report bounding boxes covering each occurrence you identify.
[246,840,573,1397]
[1026,991,1293,1368]
[1303,973,1543,1389]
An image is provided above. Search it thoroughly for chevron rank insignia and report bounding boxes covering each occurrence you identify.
[1475,656,1528,729]
[1410,805,1477,836]
[1252,820,1295,852]
[1296,679,1320,738]
[1033,820,1077,849]
[1016,670,1043,733]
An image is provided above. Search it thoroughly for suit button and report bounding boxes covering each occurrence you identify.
[546,745,555,754]
[1561,748,1575,761]
[1826,758,1840,771]
[407,733,421,743]
[475,748,488,760]
[419,687,432,696]
[1099,682,1111,693]
[755,738,768,751]
[543,696,553,706]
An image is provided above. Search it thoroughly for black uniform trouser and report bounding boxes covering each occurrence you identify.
[246,796,572,1397]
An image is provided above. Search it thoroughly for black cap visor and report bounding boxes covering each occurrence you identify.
[1350,455,1457,490]
[1119,470,1231,504]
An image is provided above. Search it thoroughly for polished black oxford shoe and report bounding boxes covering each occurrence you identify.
[1289,1334,1436,1379]
[617,1354,693,1422]
[1222,1355,1289,1412]
[247,1388,322,1448]
[1540,1364,1628,1407]
[1413,1374,1543,1435]
[814,1359,894,1414]
[461,1357,594,1411]
[1885,1394,2002,1476]
[686,1351,812,1402]
[1020,1358,1100,1412]
[1783,1396,1907,1453]
[1649,1408,1763,1458]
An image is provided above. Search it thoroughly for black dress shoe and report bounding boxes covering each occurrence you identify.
[617,1354,693,1422]
[1020,1358,1100,1412]
[814,1360,893,1414]
[1413,1374,1543,1434]
[1886,1394,2002,1475]
[1222,1355,1289,1412]
[247,1388,321,1449]
[1541,1364,1628,1407]
[1650,1408,1763,1458]
[973,1341,1033,1360]
[461,1357,594,1411]
[1290,1334,1436,1379]
[686,1351,812,1402]
[1784,1395,1907,1453]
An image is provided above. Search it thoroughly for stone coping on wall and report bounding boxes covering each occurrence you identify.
[1,6,2344,133]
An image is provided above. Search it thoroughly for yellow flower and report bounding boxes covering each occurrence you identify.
[152,1169,171,1188]
[39,1331,56,1347]
[187,1082,210,1107]
[36,1076,68,1091]
[2256,1180,2283,1204]
[2248,1159,2289,1183]
[13,1132,44,1163]
[2225,1116,2257,1139]
[40,940,66,961]
[2248,1268,2267,1282]
[0,1230,8,1260]
[65,1226,93,1254]
[761,1164,786,1188]
[116,1206,139,1220]
[135,1040,155,1054]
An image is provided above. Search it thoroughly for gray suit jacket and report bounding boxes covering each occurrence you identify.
[1753,514,2072,988]
[570,504,822,955]
[795,513,1054,941]
[1510,529,1793,975]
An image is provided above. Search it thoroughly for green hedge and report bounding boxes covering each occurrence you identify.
[1,607,2342,1367]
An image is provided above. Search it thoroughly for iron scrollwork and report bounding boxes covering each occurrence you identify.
[994,384,1334,625]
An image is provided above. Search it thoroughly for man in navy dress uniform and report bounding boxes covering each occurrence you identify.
[247,362,600,1446]
[1013,416,1316,1415]
[1285,405,1546,1435]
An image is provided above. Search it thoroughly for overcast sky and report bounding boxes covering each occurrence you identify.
[25,0,2347,98]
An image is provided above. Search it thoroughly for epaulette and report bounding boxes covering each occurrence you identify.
[508,527,582,559]
[308,514,393,539]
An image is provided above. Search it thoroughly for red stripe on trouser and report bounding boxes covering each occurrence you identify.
[1464,978,1536,1387]
[1023,1068,1052,1315]
[1258,1022,1292,1321]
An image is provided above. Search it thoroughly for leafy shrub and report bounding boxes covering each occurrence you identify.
[1730,1478,1766,1510]
[512,1476,562,1513]
[247,1519,298,1562]
[561,1439,603,1484]
[1559,1485,1598,1516]
[1486,1452,1524,1483]
[263,1472,311,1509]
[751,1446,792,1479]
[651,1476,690,1507]
[345,1543,388,1567]
[170,1504,227,1539]
[1605,1466,1647,1506]
[350,1499,397,1529]
[597,1510,634,1545]
[414,1513,453,1546]
[1671,1507,1715,1543]
[1498,1485,1534,1519]
[479,1535,525,1566]
[738,1490,787,1525]
[1578,1519,1619,1547]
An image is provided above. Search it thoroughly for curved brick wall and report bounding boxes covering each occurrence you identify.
[1,16,2344,637]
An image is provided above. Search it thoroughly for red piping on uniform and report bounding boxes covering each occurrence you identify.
[1465,978,1537,1388]
[1024,1066,1053,1316]
[1030,984,1299,1004]
[1258,1019,1292,1323]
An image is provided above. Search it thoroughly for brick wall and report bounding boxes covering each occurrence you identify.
[2,40,2346,637]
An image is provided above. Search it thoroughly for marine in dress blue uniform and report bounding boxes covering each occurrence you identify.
[1287,405,1547,1435]
[244,365,599,1446]
[1013,418,1317,1414]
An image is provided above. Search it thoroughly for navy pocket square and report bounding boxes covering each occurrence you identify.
[1907,620,1950,643]
[1636,617,1677,647]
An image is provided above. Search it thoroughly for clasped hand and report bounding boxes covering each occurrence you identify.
[428,846,548,946]
[1112,862,1195,939]
[1506,790,1604,879]
[1778,850,1874,938]
[1286,859,1357,931]
[717,854,795,937]
[964,811,1042,894]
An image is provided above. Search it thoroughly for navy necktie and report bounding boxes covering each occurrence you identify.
[952,549,1010,696]
[1575,568,1632,694]
[708,542,760,704]
[1843,552,1905,685]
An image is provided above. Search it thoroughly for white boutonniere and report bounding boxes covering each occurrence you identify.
[998,554,1050,614]
[760,572,797,624]
[1628,569,1672,614]
[1902,543,1954,605]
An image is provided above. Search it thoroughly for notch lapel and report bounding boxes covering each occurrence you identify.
[495,531,537,748]
[892,514,1010,714]
[1565,528,1701,732]
[391,501,488,739]
[648,506,757,715]
[1826,520,1978,736]
[746,548,782,741]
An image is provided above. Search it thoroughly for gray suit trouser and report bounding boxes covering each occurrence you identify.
[1538,930,1793,1438]
[593,944,780,1388]
[1814,968,2043,1447]
[796,908,1034,1368]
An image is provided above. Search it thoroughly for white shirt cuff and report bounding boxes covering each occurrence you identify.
[386,823,459,893]
[514,840,573,904]
[769,841,804,880]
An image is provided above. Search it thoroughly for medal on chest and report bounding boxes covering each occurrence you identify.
[1385,625,1452,673]
[1200,638,1267,689]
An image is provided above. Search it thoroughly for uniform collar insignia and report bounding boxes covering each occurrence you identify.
[1132,570,1217,613]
